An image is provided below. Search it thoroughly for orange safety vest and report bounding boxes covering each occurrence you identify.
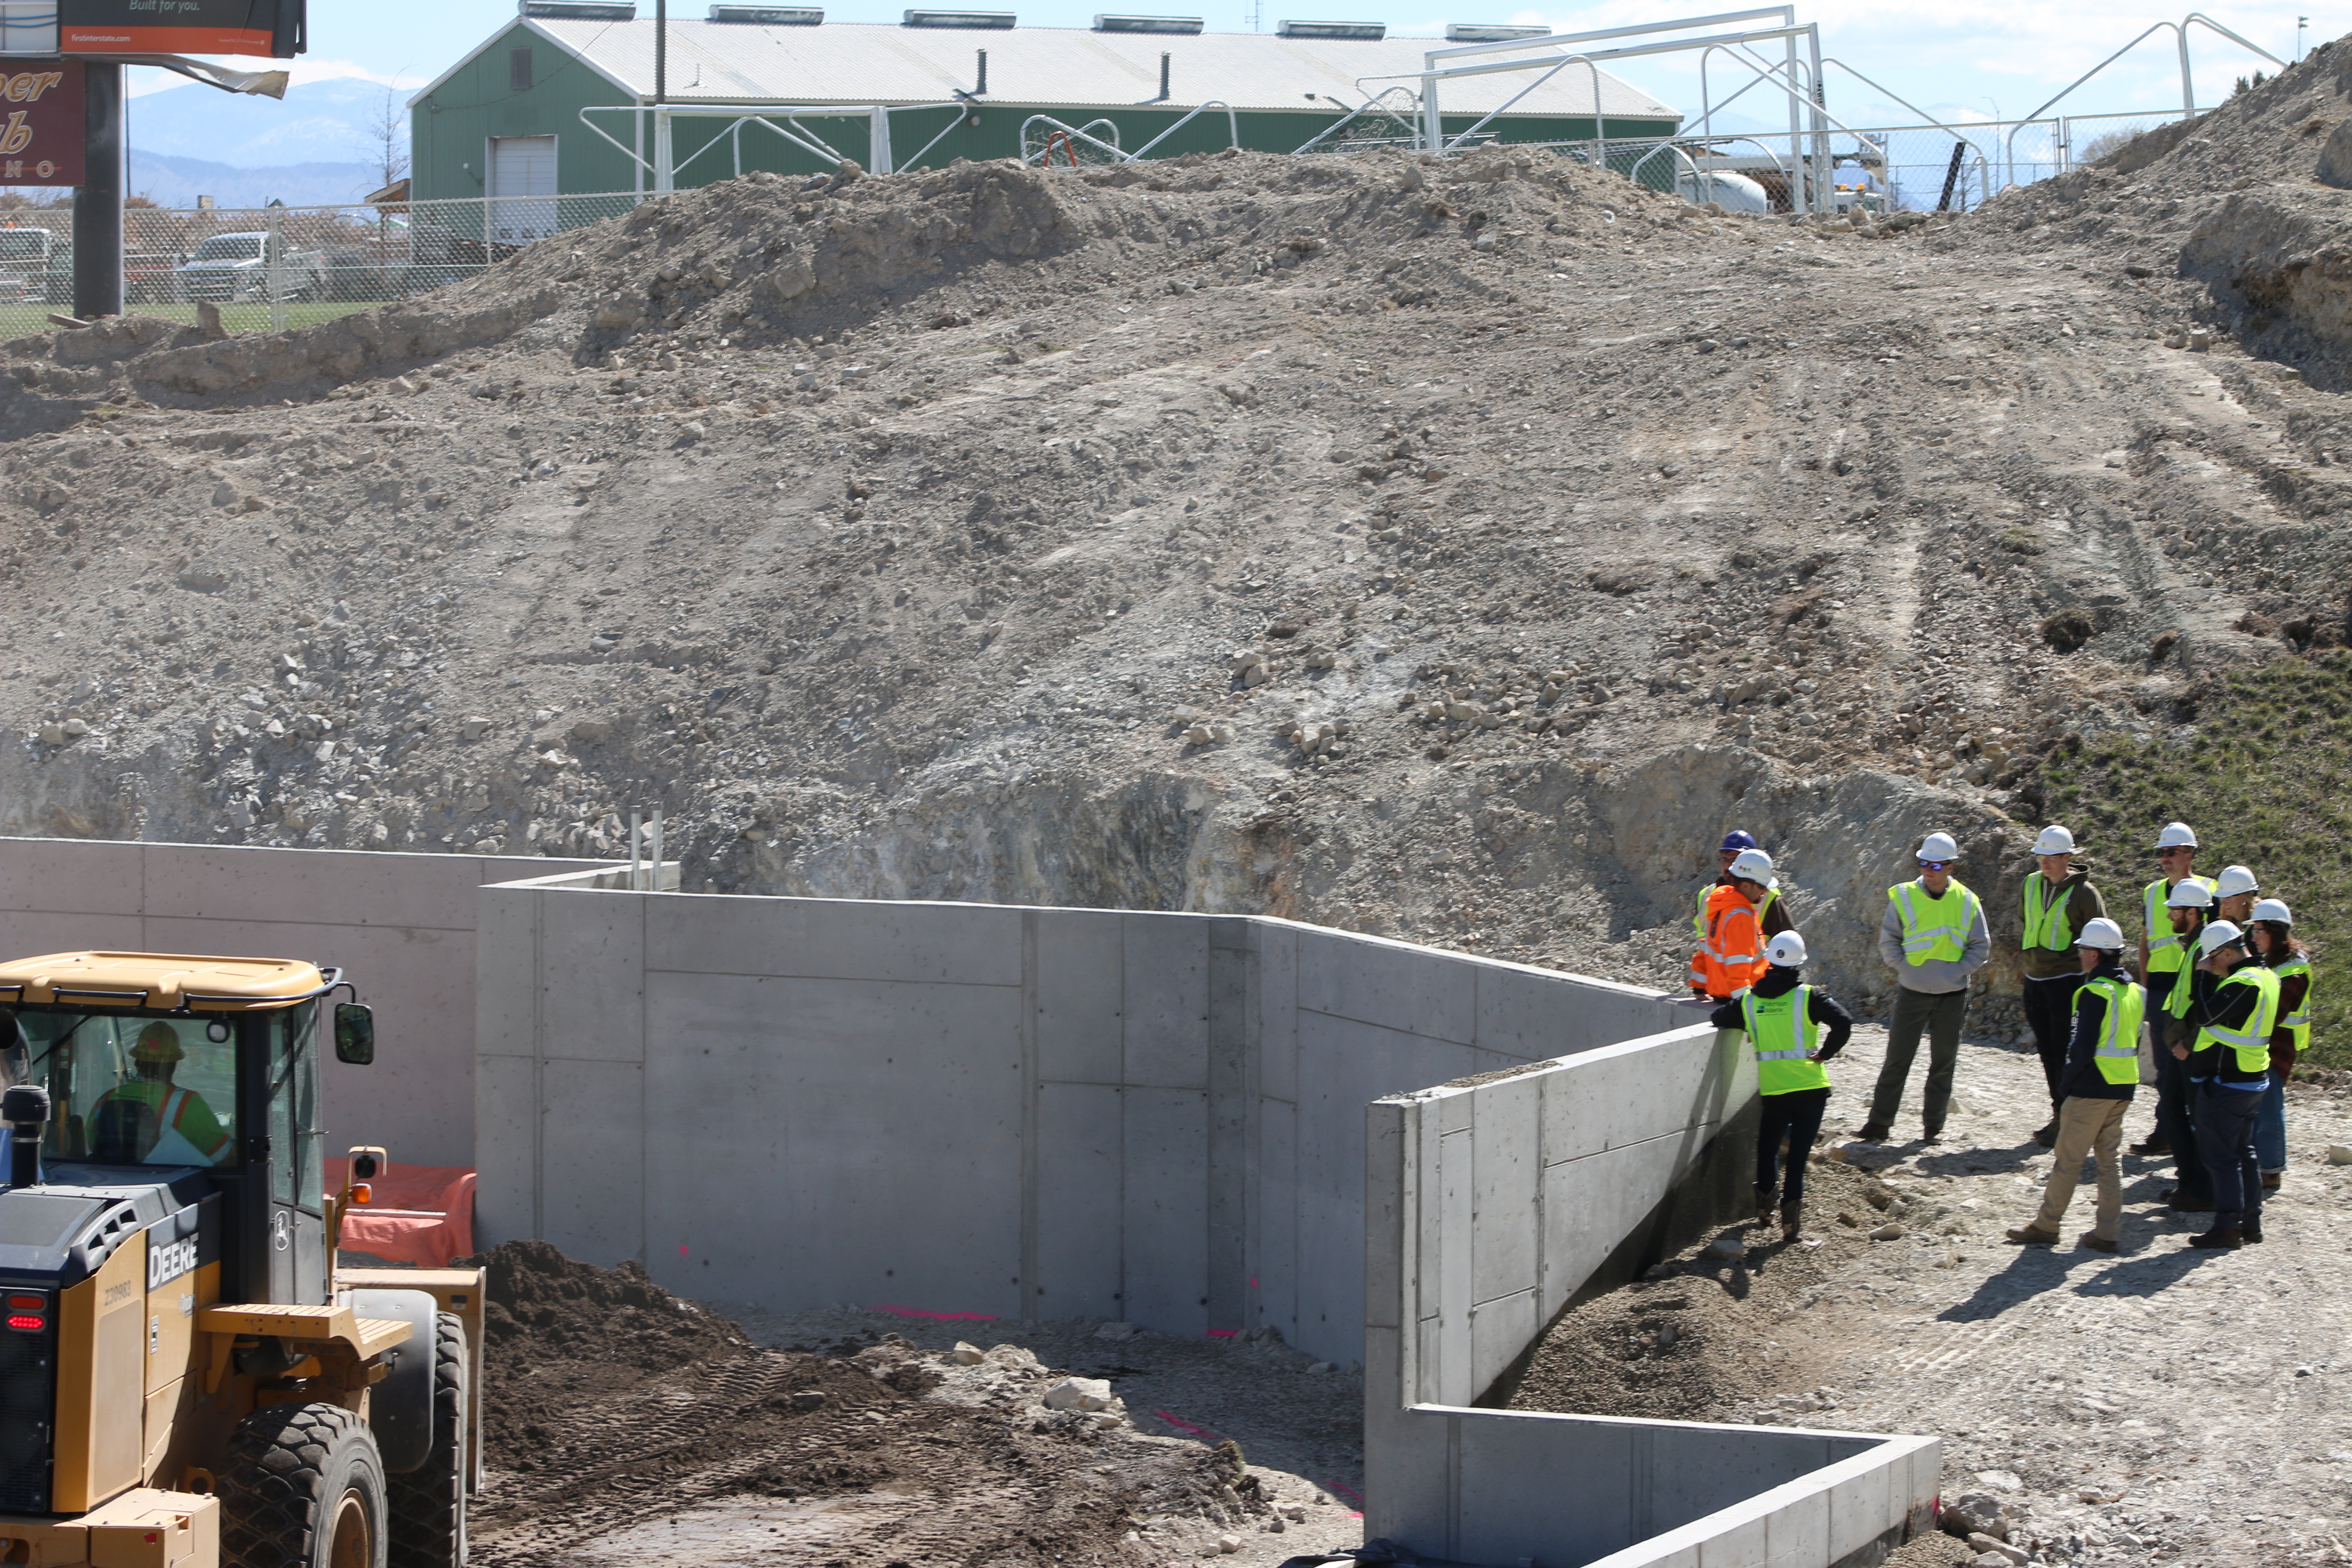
[1689,883,1767,999]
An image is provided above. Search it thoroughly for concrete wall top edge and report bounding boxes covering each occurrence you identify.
[1574,1433,1941,1568]
[1257,911,1684,1000]
[1375,1020,1724,1106]
[1409,1403,1928,1447]
[0,833,616,876]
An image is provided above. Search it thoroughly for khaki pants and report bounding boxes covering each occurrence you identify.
[2034,1096,2131,1241]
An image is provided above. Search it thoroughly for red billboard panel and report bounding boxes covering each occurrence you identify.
[60,0,301,58]
[0,62,85,187]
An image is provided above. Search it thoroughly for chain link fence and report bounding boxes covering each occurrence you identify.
[0,190,647,340]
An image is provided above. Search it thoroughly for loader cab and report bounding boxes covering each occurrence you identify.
[0,953,368,1308]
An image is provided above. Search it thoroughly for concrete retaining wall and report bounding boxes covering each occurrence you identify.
[1364,1025,1941,1567]
[0,837,614,1167]
[474,885,1688,1366]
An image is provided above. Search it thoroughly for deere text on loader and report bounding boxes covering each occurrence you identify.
[0,952,481,1568]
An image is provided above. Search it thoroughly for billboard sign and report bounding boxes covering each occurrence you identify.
[48,0,305,58]
[0,60,83,184]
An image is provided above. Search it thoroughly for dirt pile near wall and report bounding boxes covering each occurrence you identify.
[6,126,2350,1019]
[466,1243,1263,1568]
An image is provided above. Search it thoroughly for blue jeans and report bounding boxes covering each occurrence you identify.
[2195,1082,2266,1233]
[2255,1073,2287,1174]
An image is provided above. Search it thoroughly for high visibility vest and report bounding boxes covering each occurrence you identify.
[2162,942,2200,1020]
[1888,879,1981,966]
[1740,984,1831,1095]
[2021,873,2078,952]
[1694,879,1777,937]
[1689,884,1766,998]
[2275,958,2312,1054]
[2076,974,2145,1086]
[2193,965,2280,1078]
[2143,876,2217,974]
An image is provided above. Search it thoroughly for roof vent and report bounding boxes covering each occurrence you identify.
[520,1,638,17]
[710,4,822,20]
[903,9,1015,25]
[1093,13,1202,31]
[1443,23,1547,41]
[1277,18,1383,39]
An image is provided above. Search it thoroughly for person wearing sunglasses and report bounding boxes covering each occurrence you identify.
[2131,822,2216,1161]
[1859,831,1990,1144]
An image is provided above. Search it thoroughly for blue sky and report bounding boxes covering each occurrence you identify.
[130,0,2329,134]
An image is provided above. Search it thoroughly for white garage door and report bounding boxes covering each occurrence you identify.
[489,135,558,244]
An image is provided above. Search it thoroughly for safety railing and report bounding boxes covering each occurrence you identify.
[1018,101,1238,167]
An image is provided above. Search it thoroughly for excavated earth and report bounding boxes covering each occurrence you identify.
[8,44,2352,1020]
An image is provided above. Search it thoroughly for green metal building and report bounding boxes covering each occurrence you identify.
[409,3,1681,221]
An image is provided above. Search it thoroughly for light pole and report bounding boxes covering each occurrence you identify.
[2297,16,2309,61]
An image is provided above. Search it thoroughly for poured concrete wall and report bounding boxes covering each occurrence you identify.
[0,837,613,1167]
[473,885,1689,1366]
[1364,1026,1941,1567]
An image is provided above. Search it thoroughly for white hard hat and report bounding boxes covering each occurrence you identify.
[2033,825,2077,856]
[1728,848,1778,888]
[2165,879,2214,909]
[2076,916,2126,951]
[2250,897,2293,925]
[2199,921,2245,957]
[2213,864,2259,899]
[2154,821,2199,850]
[1917,831,1960,862]
[1765,931,1808,967]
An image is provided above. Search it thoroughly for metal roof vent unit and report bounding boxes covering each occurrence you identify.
[710,4,823,20]
[903,9,1015,25]
[522,0,638,16]
[1093,13,1203,31]
[1444,23,1547,41]
[1277,18,1384,39]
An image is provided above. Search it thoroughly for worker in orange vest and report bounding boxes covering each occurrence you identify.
[1690,848,1778,1001]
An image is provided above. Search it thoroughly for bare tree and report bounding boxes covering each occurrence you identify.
[360,85,410,194]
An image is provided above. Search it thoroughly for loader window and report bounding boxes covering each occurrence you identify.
[269,1004,323,1213]
[14,1011,240,1168]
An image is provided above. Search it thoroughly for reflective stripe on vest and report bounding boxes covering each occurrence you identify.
[2276,959,2312,1053]
[1697,881,1776,937]
[2193,965,2280,1077]
[1890,879,1979,965]
[2143,876,2216,973]
[2077,975,2145,1086]
[2164,946,2199,1020]
[2021,873,2076,952]
[1740,984,1830,1095]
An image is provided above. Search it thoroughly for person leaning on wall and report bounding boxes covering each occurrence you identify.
[1710,930,1851,1244]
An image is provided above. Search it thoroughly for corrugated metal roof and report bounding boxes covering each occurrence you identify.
[510,16,1681,120]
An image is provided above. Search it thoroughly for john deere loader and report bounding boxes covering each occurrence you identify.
[0,952,482,1568]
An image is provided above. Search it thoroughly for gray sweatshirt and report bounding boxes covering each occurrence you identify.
[1877,880,1993,995]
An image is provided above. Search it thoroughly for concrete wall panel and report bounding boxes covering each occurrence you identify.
[1035,910,1125,1084]
[472,1053,536,1246]
[1120,1086,1210,1335]
[535,893,644,1064]
[538,1057,645,1266]
[1298,927,1477,1045]
[1033,1080,1124,1320]
[1119,914,1207,1090]
[0,837,147,918]
[647,892,1024,986]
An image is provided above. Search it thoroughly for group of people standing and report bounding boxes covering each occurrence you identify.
[1690,822,2310,1252]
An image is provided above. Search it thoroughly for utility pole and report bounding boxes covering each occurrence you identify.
[2297,16,2309,61]
[73,62,122,321]
[655,0,667,102]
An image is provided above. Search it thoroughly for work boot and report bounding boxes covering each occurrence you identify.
[2162,1188,2216,1213]
[1780,1200,1803,1243]
[2004,1224,2060,1245]
[2078,1233,2119,1253]
[2030,1122,2058,1148]
[1754,1185,1779,1227]
[1855,1121,1892,1143]
[2261,1172,2282,1191]
[2128,1135,2171,1156]
[2243,1217,2264,1244]
[2187,1227,2244,1250]
[1918,1127,1945,1147]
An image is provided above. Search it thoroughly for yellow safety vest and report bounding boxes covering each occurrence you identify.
[1740,984,1831,1096]
[2163,943,2200,1020]
[2143,876,2217,974]
[2021,873,2078,952]
[2193,965,2280,1078]
[2076,974,2144,1086]
[2275,958,2312,1054]
[1889,879,1981,966]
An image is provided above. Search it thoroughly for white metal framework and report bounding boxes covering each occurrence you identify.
[578,100,971,188]
[2003,12,2284,178]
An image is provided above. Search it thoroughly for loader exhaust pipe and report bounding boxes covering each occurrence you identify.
[3,1084,48,1188]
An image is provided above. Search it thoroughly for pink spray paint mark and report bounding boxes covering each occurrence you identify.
[678,1244,689,1257]
[1206,1327,1238,1338]
[1153,1409,1224,1443]
[1249,1276,1259,1289]
[870,1302,999,1322]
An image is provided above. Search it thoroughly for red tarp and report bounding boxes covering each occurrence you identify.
[338,1164,476,1268]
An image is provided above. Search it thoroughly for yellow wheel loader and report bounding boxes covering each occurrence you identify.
[0,952,483,1568]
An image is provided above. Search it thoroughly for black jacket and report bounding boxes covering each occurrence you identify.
[1709,967,1853,1061]
[2187,961,2271,1088]
[2058,959,2136,1102]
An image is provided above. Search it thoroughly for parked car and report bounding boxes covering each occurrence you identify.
[175,230,326,303]
[0,225,72,305]
[321,248,395,302]
[126,250,187,304]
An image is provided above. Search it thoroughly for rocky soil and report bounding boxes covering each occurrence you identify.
[15,41,2352,1017]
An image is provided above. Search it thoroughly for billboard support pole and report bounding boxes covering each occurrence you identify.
[73,61,123,321]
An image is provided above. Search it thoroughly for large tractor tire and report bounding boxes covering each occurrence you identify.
[221,1401,390,1568]
[386,1312,469,1568]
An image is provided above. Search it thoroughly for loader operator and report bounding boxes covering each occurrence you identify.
[92,1021,232,1166]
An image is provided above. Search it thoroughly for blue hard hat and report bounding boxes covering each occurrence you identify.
[1719,830,1758,852]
